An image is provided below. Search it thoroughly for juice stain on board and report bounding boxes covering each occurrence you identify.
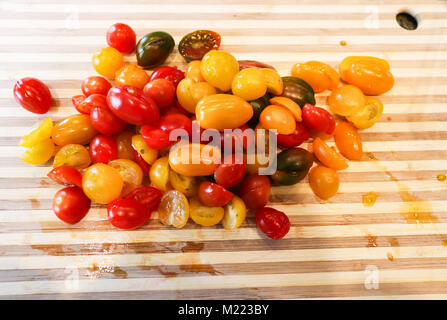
[367,152,437,224]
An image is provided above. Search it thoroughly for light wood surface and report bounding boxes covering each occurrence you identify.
[0,0,447,299]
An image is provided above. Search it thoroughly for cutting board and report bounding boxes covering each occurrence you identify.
[0,0,447,299]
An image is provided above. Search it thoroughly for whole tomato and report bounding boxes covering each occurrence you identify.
[107,198,150,230]
[149,66,185,88]
[255,207,290,240]
[89,135,118,164]
[107,85,159,125]
[239,174,271,209]
[141,113,192,150]
[277,122,310,148]
[47,166,82,188]
[302,104,335,134]
[90,105,126,135]
[53,186,91,224]
[214,154,246,189]
[13,77,52,114]
[77,93,107,114]
[51,114,98,146]
[81,76,111,97]
[106,23,136,53]
[198,181,233,207]
[160,100,190,117]
[143,79,176,108]
[125,186,162,213]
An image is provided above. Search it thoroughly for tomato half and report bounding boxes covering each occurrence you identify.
[72,95,86,110]
[77,93,107,114]
[313,137,348,171]
[53,186,91,224]
[53,144,91,169]
[107,198,150,230]
[198,181,233,207]
[13,77,52,114]
[106,85,159,125]
[255,207,290,240]
[89,135,118,164]
[125,186,162,213]
[179,30,221,62]
[334,122,363,160]
[47,166,83,188]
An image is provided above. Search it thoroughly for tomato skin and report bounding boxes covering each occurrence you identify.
[198,181,233,207]
[214,154,246,189]
[259,105,296,135]
[89,135,118,164]
[72,95,86,110]
[107,198,150,230]
[92,47,124,79]
[141,113,192,150]
[327,85,365,117]
[143,79,176,108]
[179,30,221,62]
[106,23,136,53]
[52,114,98,146]
[334,122,363,160]
[277,122,309,148]
[239,174,271,209]
[107,85,159,125]
[255,207,290,240]
[125,186,162,213]
[53,187,91,224]
[308,165,340,200]
[291,61,339,93]
[76,94,107,114]
[302,104,335,134]
[90,105,126,135]
[115,64,150,89]
[149,66,185,88]
[13,77,52,114]
[81,76,111,97]
[312,137,348,171]
[133,149,151,174]
[47,166,82,188]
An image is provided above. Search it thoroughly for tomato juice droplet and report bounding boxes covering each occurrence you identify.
[362,192,378,207]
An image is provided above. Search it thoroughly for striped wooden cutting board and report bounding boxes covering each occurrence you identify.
[0,0,447,299]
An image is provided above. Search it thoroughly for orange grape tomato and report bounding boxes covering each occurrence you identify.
[92,47,124,79]
[189,197,224,227]
[327,85,366,117]
[339,56,394,95]
[312,137,348,170]
[168,143,221,176]
[291,61,339,93]
[176,78,217,113]
[82,163,124,204]
[269,96,302,122]
[259,105,296,135]
[334,122,363,160]
[115,63,150,89]
[53,143,91,169]
[51,114,98,146]
[308,165,340,200]
[158,190,190,228]
[114,129,136,160]
[185,60,205,82]
[195,94,253,130]
[108,159,143,196]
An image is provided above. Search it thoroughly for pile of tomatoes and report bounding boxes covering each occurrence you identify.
[14,23,394,240]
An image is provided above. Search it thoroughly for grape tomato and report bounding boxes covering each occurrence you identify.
[179,30,221,62]
[47,166,83,188]
[149,66,185,88]
[255,207,290,240]
[53,187,91,224]
[198,181,233,207]
[125,186,162,213]
[301,104,335,135]
[106,23,136,53]
[89,135,118,164]
[107,198,150,230]
[13,77,52,114]
[81,76,111,97]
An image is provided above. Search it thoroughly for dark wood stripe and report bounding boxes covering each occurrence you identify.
[0,234,445,257]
